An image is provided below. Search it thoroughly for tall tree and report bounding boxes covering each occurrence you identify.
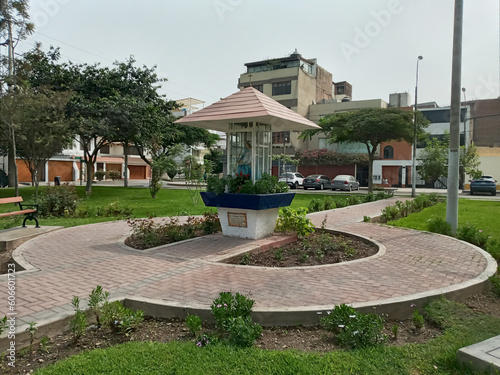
[6,87,72,196]
[301,108,429,192]
[418,132,482,188]
[0,0,35,193]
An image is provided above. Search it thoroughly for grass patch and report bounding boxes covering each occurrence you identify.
[35,298,500,374]
[390,199,500,241]
[0,186,335,229]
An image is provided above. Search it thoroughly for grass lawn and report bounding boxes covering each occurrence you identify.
[0,186,333,229]
[36,298,500,374]
[390,199,500,241]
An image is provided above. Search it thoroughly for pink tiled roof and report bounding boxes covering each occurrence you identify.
[174,87,320,132]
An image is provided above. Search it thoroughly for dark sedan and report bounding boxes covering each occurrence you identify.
[470,175,497,196]
[303,174,332,190]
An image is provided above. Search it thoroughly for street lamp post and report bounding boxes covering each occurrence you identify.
[411,55,423,198]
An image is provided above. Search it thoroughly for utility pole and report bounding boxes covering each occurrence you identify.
[6,19,19,196]
[446,0,463,234]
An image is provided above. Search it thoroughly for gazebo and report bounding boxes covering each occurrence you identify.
[175,87,320,239]
[175,87,319,182]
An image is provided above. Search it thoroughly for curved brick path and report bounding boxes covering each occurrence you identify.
[0,197,496,331]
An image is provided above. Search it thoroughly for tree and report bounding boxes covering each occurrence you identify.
[301,108,429,192]
[418,132,482,188]
[0,0,35,193]
[0,86,72,197]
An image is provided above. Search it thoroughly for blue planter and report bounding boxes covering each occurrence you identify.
[200,192,295,210]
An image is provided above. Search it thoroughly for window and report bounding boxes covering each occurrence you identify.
[272,81,291,96]
[383,146,394,159]
[125,146,140,156]
[100,144,110,154]
[272,131,290,144]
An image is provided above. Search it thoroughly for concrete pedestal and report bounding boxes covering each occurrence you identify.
[217,207,279,240]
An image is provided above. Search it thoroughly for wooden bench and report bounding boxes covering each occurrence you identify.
[0,197,40,228]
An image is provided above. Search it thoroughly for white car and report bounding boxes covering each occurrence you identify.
[278,172,305,189]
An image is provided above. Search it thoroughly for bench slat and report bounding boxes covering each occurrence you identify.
[0,209,36,218]
[0,197,23,204]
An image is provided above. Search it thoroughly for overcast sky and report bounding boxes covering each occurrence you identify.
[14,0,500,108]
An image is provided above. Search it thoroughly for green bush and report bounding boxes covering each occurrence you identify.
[210,291,262,348]
[427,217,452,236]
[185,314,202,337]
[94,170,106,181]
[101,301,144,336]
[106,170,121,180]
[76,202,133,218]
[320,304,386,349]
[486,239,500,261]
[456,223,489,248]
[308,198,323,213]
[37,184,79,217]
[275,207,315,238]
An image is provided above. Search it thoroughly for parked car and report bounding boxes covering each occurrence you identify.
[278,172,305,189]
[470,175,497,196]
[303,174,332,190]
[331,175,360,191]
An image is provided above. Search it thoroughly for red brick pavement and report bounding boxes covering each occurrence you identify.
[0,198,494,327]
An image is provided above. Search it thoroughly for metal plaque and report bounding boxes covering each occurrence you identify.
[227,212,248,228]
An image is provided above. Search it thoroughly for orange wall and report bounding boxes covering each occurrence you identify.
[380,141,411,160]
[48,161,73,181]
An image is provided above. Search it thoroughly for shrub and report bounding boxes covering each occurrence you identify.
[210,291,262,348]
[207,173,287,195]
[69,296,87,343]
[106,170,121,180]
[88,285,110,327]
[37,184,79,217]
[308,198,323,213]
[323,197,336,210]
[456,223,489,248]
[427,217,452,236]
[412,309,425,329]
[94,169,106,181]
[275,207,315,238]
[490,273,500,297]
[185,314,202,337]
[101,301,144,336]
[320,304,386,349]
[486,239,500,261]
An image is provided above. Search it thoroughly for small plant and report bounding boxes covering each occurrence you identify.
[106,170,121,180]
[101,300,144,336]
[275,207,315,238]
[412,309,425,330]
[26,321,38,349]
[0,316,7,335]
[69,296,87,343]
[456,223,489,248]
[274,249,283,261]
[299,252,310,263]
[320,304,386,349]
[185,314,202,337]
[391,324,399,340]
[489,273,500,297]
[210,291,262,348]
[39,336,51,354]
[363,216,370,222]
[427,217,452,236]
[88,285,110,327]
[94,169,106,181]
[240,252,251,265]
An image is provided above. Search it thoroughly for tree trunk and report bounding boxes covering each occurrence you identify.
[123,145,128,188]
[85,161,93,195]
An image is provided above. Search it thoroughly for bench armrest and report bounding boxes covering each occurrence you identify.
[19,203,39,212]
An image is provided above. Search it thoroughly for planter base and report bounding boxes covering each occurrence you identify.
[217,207,279,240]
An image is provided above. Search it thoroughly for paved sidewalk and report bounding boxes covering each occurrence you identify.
[0,197,496,339]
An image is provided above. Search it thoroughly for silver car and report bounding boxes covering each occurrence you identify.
[331,175,360,191]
